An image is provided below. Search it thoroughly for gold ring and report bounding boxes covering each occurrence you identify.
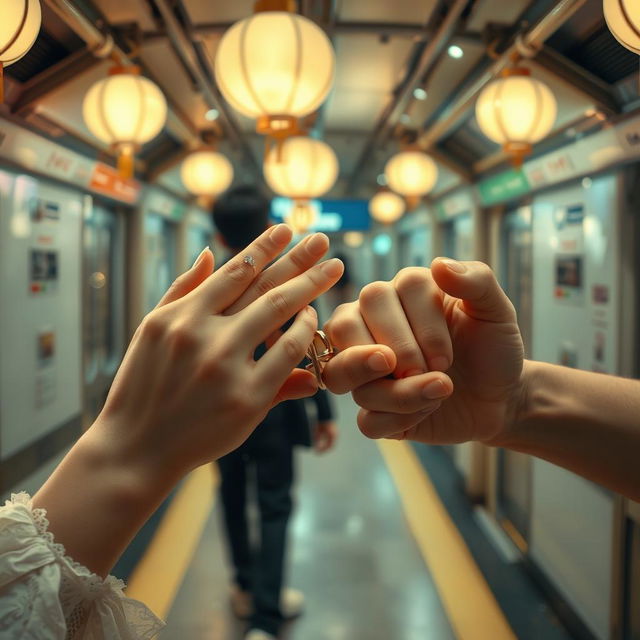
[305,330,334,390]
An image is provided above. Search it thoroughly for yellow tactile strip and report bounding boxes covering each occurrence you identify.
[124,464,219,620]
[378,440,516,640]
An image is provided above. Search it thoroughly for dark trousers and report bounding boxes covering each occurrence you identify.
[218,418,294,635]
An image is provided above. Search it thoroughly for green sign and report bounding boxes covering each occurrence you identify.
[477,169,530,206]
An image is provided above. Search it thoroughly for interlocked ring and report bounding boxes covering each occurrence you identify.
[305,330,334,390]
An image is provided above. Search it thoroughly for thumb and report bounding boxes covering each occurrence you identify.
[430,258,517,324]
[155,247,215,308]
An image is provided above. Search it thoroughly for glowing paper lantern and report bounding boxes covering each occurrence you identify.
[264,136,338,201]
[0,0,42,101]
[475,68,557,165]
[369,191,406,224]
[343,231,364,248]
[214,0,335,140]
[604,0,640,54]
[83,66,167,178]
[384,150,438,208]
[181,150,234,197]
[286,200,318,234]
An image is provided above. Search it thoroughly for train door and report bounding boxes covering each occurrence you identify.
[496,206,533,547]
[529,173,622,640]
[83,203,126,425]
[144,213,178,313]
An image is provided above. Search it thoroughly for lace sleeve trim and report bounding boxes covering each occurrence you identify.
[6,492,165,638]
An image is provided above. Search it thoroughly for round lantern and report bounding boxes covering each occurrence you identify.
[475,68,557,165]
[264,136,338,203]
[181,150,234,197]
[343,231,364,248]
[0,0,42,101]
[286,200,318,234]
[369,191,406,225]
[384,150,438,208]
[604,0,640,54]
[83,66,167,178]
[214,0,335,140]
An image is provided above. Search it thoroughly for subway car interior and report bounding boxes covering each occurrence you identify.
[1,0,640,638]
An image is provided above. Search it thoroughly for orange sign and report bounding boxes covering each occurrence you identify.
[89,163,141,204]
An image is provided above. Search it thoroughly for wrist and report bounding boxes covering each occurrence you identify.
[83,413,184,507]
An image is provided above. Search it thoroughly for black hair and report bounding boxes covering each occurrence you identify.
[212,185,271,249]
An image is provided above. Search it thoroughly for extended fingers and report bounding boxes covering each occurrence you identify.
[255,306,319,398]
[156,247,214,308]
[351,372,452,414]
[226,232,330,315]
[322,345,396,395]
[237,258,344,344]
[199,224,293,313]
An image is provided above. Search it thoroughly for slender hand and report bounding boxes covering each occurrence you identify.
[33,225,344,577]
[313,420,338,453]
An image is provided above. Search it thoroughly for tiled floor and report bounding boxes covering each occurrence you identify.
[160,394,456,640]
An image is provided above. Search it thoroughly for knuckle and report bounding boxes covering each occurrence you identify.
[327,315,361,348]
[266,290,289,315]
[357,411,378,439]
[167,321,197,351]
[395,267,429,294]
[282,335,306,361]
[253,274,278,297]
[288,247,309,272]
[139,312,166,341]
[395,388,415,414]
[359,281,391,307]
[225,260,251,283]
[417,329,449,354]
[393,339,421,364]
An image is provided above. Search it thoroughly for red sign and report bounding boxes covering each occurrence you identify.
[89,163,141,204]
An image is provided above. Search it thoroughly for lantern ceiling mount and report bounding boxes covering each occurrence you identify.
[254,0,297,12]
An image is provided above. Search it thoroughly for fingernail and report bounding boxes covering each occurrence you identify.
[270,224,291,244]
[307,233,328,255]
[321,258,344,277]
[306,305,317,318]
[192,246,209,268]
[440,258,466,274]
[428,356,450,372]
[423,380,449,400]
[368,351,391,372]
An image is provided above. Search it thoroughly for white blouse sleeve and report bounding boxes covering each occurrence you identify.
[0,493,165,639]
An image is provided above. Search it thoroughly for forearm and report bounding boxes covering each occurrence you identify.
[498,360,640,500]
[32,416,182,578]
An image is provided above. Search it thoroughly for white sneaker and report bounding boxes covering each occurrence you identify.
[230,586,305,619]
[245,631,277,640]
[280,588,305,619]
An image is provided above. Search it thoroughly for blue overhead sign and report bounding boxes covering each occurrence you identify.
[270,198,371,232]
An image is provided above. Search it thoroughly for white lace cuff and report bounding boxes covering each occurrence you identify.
[0,492,165,640]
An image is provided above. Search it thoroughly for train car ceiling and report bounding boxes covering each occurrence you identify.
[1,0,639,204]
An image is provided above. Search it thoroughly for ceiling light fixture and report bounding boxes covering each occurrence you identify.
[384,149,438,209]
[83,65,168,178]
[413,87,428,100]
[181,150,234,197]
[369,190,406,225]
[604,0,640,54]
[205,108,220,121]
[447,45,464,59]
[0,0,41,102]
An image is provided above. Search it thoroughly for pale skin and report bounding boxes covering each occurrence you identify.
[33,224,345,577]
[322,257,640,502]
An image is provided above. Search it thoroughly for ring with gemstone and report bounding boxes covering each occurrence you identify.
[243,255,256,273]
[305,330,334,390]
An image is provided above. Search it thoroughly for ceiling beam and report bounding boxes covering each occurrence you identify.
[11,48,101,115]
[417,0,589,150]
[529,46,621,115]
[149,0,261,178]
[346,0,471,194]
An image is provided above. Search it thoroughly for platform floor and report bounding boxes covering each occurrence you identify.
[127,394,541,640]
